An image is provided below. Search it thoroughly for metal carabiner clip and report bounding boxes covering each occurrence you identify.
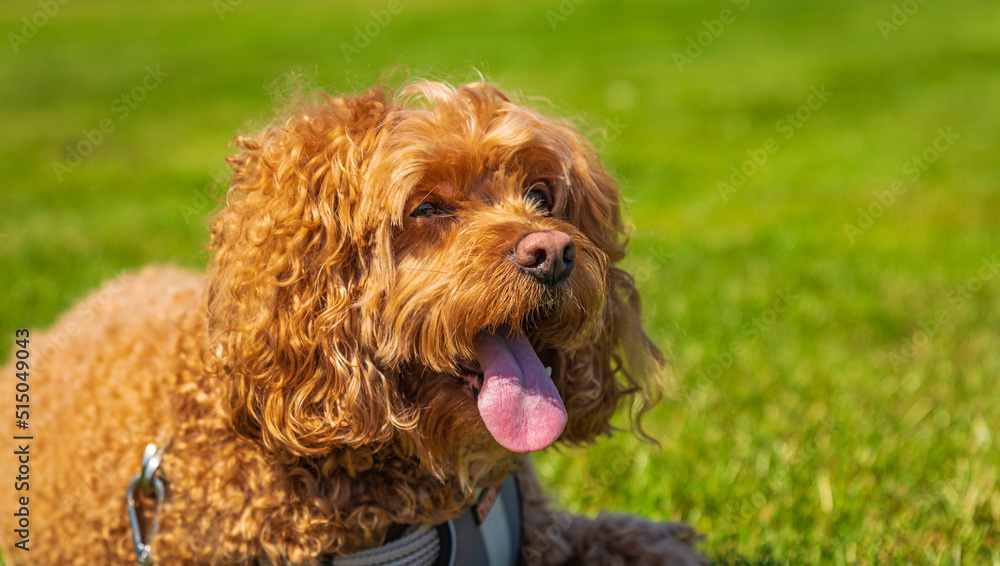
[127,443,167,566]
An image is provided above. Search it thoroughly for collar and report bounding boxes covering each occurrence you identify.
[321,475,522,566]
[131,441,521,566]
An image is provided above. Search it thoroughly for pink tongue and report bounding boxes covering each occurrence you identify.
[473,328,567,453]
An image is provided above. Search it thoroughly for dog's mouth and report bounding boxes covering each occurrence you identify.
[450,326,567,453]
[452,361,485,394]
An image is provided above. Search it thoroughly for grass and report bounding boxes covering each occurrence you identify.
[2,0,999,563]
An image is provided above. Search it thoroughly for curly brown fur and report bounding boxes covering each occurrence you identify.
[0,81,704,565]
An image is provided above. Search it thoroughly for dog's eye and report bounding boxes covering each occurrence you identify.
[526,181,553,214]
[410,202,446,218]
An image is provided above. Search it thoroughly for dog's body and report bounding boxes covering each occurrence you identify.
[0,82,704,565]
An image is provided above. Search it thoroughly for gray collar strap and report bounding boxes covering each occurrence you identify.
[321,475,522,566]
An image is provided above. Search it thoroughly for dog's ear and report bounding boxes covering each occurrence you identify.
[206,88,416,458]
[554,134,666,443]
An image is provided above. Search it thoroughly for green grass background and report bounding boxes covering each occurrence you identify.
[1,0,999,564]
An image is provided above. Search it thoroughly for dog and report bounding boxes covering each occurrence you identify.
[0,81,705,565]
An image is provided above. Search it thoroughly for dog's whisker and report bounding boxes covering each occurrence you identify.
[399,266,450,275]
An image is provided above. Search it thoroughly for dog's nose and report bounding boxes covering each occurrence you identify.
[514,230,576,285]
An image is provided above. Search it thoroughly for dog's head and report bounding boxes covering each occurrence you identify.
[208,81,662,482]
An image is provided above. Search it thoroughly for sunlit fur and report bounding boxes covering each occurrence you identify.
[0,81,704,565]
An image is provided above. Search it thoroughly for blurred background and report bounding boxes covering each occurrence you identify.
[1,0,998,563]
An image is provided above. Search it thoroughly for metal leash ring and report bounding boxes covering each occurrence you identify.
[127,443,167,566]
